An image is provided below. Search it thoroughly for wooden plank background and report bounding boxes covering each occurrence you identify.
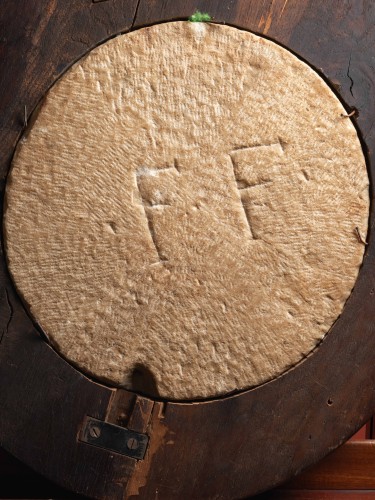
[1,423,375,498]
[1,0,375,498]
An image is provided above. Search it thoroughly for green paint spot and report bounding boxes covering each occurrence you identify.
[188,10,212,22]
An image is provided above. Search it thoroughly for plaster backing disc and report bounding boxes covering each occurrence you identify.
[4,21,369,400]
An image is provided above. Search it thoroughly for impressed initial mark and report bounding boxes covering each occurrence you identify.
[135,142,285,258]
[135,161,180,263]
[229,139,285,239]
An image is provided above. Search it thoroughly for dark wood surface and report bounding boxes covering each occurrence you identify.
[1,1,375,498]
[4,439,375,498]
[260,492,375,499]
[287,441,375,490]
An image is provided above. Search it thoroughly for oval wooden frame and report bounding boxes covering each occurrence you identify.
[0,2,374,499]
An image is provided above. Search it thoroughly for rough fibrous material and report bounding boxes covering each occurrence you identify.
[4,22,369,399]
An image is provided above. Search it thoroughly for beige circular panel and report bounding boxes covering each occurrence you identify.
[4,22,369,400]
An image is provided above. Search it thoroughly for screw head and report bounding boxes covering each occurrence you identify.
[127,437,139,450]
[89,425,101,439]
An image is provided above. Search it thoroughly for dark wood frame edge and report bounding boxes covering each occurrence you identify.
[1,1,375,498]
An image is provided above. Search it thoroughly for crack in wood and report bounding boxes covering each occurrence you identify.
[1,289,13,344]
[347,52,354,97]
[131,0,142,30]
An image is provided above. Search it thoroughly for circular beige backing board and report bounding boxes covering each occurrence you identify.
[4,21,369,400]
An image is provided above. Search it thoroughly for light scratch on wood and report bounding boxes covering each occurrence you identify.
[280,0,289,18]
[264,0,275,34]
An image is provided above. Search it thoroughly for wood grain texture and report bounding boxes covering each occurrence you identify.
[134,0,375,147]
[0,0,374,498]
[0,0,140,171]
[4,20,368,400]
[286,441,375,490]
[0,2,142,499]
[257,491,375,500]
[4,441,375,498]
[349,422,371,440]
[0,447,85,499]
